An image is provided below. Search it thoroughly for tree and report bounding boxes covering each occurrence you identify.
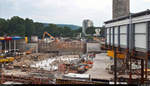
[86,27,96,35]
[25,18,35,36]
[7,16,26,36]
[0,18,8,36]
[0,16,83,38]
[34,22,44,38]
[100,26,105,37]
[72,27,82,37]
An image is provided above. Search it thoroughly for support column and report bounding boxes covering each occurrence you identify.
[128,13,134,84]
[145,53,148,79]
[14,40,16,53]
[36,43,38,53]
[0,64,2,84]
[114,47,117,85]
[129,53,132,84]
[109,28,111,49]
[126,24,130,70]
[141,59,144,84]
[146,21,150,79]
[113,27,117,85]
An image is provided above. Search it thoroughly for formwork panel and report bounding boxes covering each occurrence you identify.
[114,27,118,47]
[120,25,127,48]
[107,34,109,44]
[135,23,147,51]
[111,28,113,46]
[135,35,146,49]
[107,28,109,44]
[120,35,127,48]
[135,23,147,33]
[120,25,127,34]
[107,28,109,34]
[114,27,118,34]
[114,35,118,46]
[111,34,113,46]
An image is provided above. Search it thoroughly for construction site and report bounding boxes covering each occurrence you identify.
[1,0,150,85]
[0,31,149,85]
[0,32,106,84]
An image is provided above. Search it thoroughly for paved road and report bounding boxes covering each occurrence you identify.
[85,53,114,80]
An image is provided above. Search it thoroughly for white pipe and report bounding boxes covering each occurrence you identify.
[5,41,6,50]
[9,40,11,51]
[14,40,16,53]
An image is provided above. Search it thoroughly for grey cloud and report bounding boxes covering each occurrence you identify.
[0,0,150,26]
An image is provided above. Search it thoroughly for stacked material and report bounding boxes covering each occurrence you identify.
[30,58,58,71]
[30,55,79,71]
[13,53,56,67]
[63,73,90,79]
[3,82,23,84]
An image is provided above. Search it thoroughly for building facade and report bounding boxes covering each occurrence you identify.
[82,19,94,36]
[104,10,150,83]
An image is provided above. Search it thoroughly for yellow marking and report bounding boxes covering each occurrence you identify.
[0,57,14,63]
[144,69,150,72]
[107,50,125,59]
[25,37,28,43]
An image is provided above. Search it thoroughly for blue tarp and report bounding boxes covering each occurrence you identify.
[12,36,23,40]
[0,40,5,42]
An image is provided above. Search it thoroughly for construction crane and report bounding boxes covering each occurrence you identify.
[42,32,59,42]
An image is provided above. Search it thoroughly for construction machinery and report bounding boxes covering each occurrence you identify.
[70,54,94,73]
[42,32,59,43]
[0,52,15,63]
[0,57,14,63]
[77,64,86,73]
[26,47,35,55]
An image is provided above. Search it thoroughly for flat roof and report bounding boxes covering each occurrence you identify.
[105,9,150,24]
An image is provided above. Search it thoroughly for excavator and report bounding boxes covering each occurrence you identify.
[26,47,36,55]
[42,32,59,43]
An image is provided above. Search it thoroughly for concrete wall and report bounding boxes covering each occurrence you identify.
[38,41,86,54]
[113,0,130,19]
[87,43,101,53]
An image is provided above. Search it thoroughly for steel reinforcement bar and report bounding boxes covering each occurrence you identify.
[0,75,54,84]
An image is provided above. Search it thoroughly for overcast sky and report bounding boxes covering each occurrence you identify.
[0,0,150,26]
